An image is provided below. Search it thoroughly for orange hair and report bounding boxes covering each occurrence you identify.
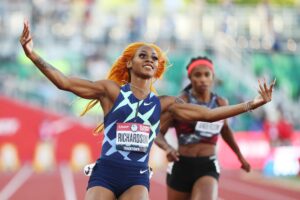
[81,42,168,134]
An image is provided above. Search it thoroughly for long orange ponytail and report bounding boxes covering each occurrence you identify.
[81,42,168,134]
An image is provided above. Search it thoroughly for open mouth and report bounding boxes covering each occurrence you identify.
[143,64,154,70]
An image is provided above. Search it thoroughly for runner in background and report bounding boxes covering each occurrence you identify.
[156,56,253,200]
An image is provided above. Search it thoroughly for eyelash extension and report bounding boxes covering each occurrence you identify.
[139,52,158,58]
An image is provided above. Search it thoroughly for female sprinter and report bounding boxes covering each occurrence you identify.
[155,56,261,200]
[20,21,275,200]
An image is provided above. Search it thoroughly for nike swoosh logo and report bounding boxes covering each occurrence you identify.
[84,163,96,176]
[140,169,148,174]
[84,167,90,175]
[144,102,152,106]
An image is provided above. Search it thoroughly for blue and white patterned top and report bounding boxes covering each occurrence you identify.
[100,84,161,167]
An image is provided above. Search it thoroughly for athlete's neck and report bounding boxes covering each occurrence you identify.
[191,88,211,103]
[129,77,151,100]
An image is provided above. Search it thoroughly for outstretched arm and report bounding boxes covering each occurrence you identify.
[19,20,116,99]
[167,79,275,122]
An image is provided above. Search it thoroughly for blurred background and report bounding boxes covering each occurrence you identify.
[0,0,299,199]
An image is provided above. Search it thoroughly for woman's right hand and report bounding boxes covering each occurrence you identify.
[19,20,33,57]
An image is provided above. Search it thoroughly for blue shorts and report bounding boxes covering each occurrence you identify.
[87,158,150,198]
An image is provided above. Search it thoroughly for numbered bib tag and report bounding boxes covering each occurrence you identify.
[116,123,150,152]
[195,120,224,134]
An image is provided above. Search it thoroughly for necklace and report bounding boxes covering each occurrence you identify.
[121,80,151,97]
[129,83,150,98]
[128,83,151,122]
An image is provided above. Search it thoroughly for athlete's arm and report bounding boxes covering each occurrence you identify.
[155,132,179,162]
[218,97,251,172]
[155,108,179,162]
[165,79,275,122]
[19,20,118,100]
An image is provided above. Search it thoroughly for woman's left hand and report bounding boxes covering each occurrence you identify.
[253,78,276,107]
[240,157,251,172]
[166,146,180,162]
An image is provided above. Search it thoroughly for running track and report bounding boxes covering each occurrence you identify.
[0,165,299,200]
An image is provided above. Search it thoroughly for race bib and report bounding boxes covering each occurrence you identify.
[116,123,150,152]
[195,120,224,134]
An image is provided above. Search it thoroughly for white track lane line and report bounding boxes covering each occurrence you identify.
[0,165,33,200]
[59,164,77,200]
[221,178,298,200]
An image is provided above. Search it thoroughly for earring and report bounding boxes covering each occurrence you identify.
[127,61,132,69]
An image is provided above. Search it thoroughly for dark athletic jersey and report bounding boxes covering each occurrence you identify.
[174,89,224,145]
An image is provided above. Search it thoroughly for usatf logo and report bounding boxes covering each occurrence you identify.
[131,124,138,132]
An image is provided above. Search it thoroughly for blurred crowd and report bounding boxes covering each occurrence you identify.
[1,0,300,135]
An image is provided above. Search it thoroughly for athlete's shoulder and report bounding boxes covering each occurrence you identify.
[179,92,188,102]
[96,79,120,89]
[158,95,186,104]
[158,95,173,103]
[158,95,185,113]
[96,80,121,100]
[109,80,121,87]
[215,95,229,106]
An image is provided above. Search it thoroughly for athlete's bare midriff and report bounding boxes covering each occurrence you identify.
[178,142,216,157]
